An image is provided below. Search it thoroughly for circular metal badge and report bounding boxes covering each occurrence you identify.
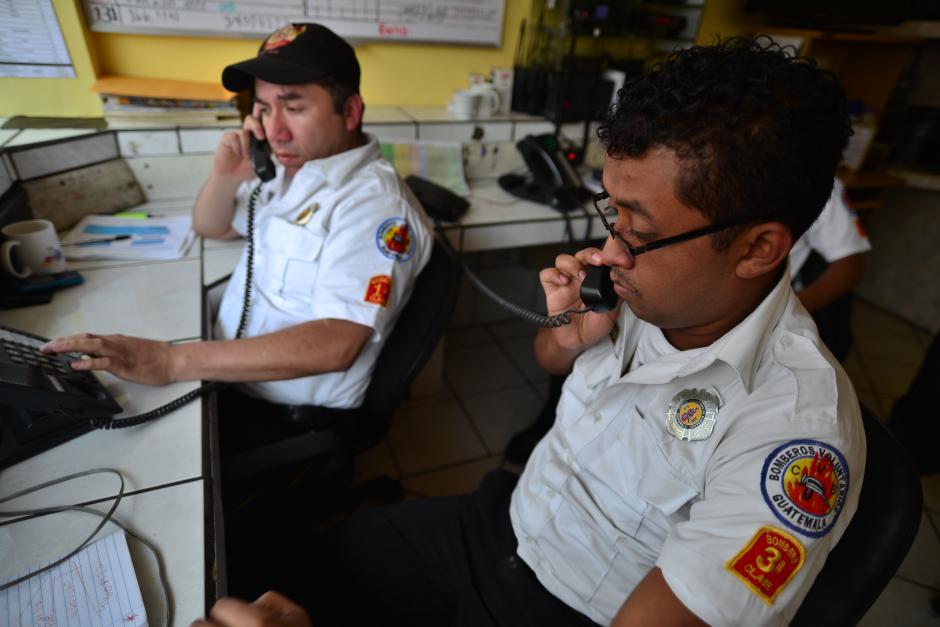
[666,388,720,441]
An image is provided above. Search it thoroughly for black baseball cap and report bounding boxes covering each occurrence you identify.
[222,23,360,93]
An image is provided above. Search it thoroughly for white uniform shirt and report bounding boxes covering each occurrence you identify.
[214,135,432,407]
[790,179,871,288]
[509,267,866,626]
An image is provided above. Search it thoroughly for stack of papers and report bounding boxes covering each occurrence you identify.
[0,530,148,627]
[63,215,196,261]
[379,141,469,196]
[91,75,241,128]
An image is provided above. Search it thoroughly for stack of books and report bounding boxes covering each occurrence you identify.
[91,75,241,128]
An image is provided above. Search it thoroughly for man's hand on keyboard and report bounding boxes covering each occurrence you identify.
[191,591,312,627]
[40,333,176,386]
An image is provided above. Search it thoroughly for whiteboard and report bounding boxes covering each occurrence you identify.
[82,0,506,46]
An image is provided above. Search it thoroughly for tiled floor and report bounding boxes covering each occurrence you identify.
[352,298,940,625]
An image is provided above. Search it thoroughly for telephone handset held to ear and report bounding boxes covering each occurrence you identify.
[251,135,276,183]
[251,112,276,182]
[580,265,618,312]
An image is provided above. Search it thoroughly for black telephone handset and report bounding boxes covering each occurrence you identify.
[499,134,593,212]
[580,265,619,312]
[251,134,276,183]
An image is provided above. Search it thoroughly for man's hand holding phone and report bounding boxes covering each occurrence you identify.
[213,113,268,181]
[540,247,621,352]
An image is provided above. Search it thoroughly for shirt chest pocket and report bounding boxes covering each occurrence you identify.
[260,217,326,297]
[585,408,699,533]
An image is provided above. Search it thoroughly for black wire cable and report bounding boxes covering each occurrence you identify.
[0,469,172,627]
[432,223,590,328]
[235,182,261,341]
[93,181,264,429]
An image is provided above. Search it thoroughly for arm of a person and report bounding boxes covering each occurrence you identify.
[192,173,244,240]
[42,318,372,386]
[192,115,264,239]
[796,253,865,314]
[611,568,707,627]
[534,326,587,375]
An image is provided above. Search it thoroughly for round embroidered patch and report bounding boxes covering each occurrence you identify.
[375,218,415,262]
[761,439,849,538]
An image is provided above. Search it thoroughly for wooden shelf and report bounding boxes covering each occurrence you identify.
[838,170,907,189]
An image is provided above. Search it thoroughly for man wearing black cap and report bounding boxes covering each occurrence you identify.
[43,23,431,417]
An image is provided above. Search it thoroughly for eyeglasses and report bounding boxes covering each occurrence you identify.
[592,191,746,262]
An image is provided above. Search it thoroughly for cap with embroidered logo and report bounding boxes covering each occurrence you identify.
[222,23,360,93]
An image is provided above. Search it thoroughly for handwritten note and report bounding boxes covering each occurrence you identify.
[0,531,148,627]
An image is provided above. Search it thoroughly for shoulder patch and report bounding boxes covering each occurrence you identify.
[364,275,392,307]
[761,439,849,538]
[727,526,805,604]
[375,217,416,262]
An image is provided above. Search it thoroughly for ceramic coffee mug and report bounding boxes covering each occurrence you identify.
[1,219,66,278]
[469,83,500,117]
[490,68,514,115]
[452,89,482,120]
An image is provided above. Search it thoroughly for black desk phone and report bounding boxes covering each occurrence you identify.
[0,324,122,469]
[498,134,593,212]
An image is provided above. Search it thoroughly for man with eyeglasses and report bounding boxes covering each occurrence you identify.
[193,37,865,627]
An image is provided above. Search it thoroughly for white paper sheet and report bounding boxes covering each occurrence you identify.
[0,530,148,627]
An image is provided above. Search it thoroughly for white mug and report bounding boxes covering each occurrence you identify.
[490,67,514,91]
[490,68,514,115]
[469,83,500,118]
[452,89,482,120]
[1,219,66,278]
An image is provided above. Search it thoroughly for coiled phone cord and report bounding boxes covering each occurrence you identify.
[431,223,591,328]
[94,182,263,429]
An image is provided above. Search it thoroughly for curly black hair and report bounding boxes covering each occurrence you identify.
[597,36,852,247]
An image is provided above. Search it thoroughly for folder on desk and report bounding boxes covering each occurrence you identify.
[63,215,196,261]
[91,75,241,128]
[0,530,148,627]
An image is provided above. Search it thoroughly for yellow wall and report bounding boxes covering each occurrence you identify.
[696,0,772,45]
[0,0,102,117]
[1,0,531,118]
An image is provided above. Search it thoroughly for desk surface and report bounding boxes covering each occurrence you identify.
[0,225,212,623]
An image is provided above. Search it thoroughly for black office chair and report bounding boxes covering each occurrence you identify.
[791,403,923,626]
[222,239,462,509]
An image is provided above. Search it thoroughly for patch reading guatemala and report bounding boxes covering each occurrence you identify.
[666,388,719,441]
[375,218,415,262]
[364,275,392,307]
[760,439,849,538]
[727,527,805,605]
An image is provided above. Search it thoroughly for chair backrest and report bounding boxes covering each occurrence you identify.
[791,404,923,626]
[351,240,461,447]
